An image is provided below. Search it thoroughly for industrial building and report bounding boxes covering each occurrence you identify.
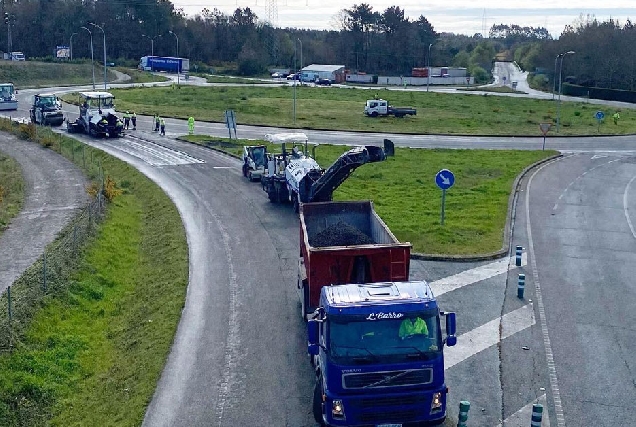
[300,64,345,83]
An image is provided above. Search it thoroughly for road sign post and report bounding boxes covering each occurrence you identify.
[224,110,237,139]
[435,169,455,225]
[539,123,551,150]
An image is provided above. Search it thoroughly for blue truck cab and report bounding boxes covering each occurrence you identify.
[308,281,457,427]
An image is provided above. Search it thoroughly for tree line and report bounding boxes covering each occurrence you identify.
[1,1,633,91]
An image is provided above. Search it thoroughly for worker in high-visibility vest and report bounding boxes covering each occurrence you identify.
[160,117,166,136]
[131,112,137,130]
[154,114,160,132]
[123,111,130,129]
[188,116,195,135]
[399,317,428,339]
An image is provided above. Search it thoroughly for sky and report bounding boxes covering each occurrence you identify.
[172,1,636,38]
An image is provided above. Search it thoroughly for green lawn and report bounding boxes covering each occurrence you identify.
[95,85,634,136]
[181,135,555,255]
[0,150,24,236]
[0,61,119,88]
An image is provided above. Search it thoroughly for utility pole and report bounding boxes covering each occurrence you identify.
[556,50,575,132]
[169,30,180,85]
[70,32,78,61]
[427,43,433,92]
[89,23,106,90]
[297,38,303,85]
[81,26,95,90]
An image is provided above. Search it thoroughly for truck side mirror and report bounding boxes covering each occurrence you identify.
[445,312,457,347]
[308,319,320,355]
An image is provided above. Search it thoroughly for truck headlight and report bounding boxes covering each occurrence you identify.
[431,392,442,411]
[332,399,345,418]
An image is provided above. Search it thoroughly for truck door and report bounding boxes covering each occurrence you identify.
[379,101,388,114]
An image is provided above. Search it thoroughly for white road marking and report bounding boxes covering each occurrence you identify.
[527,159,566,427]
[212,166,233,169]
[444,304,535,370]
[429,255,526,297]
[107,138,205,166]
[496,394,550,427]
[623,175,636,239]
[590,154,608,160]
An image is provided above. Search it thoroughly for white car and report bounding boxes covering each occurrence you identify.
[271,72,283,78]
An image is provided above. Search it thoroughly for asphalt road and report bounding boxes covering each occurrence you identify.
[4,72,636,426]
[521,153,636,426]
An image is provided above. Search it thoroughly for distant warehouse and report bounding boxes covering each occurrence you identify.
[300,64,345,83]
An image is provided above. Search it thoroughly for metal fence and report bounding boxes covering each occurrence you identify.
[0,118,107,351]
[0,191,105,351]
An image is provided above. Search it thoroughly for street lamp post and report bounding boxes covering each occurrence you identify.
[556,50,575,133]
[553,54,560,100]
[427,43,433,92]
[142,34,161,57]
[80,26,95,90]
[168,30,180,85]
[297,38,303,84]
[89,23,106,90]
[70,32,78,61]
[293,41,296,125]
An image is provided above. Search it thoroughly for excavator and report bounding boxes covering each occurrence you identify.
[260,132,394,212]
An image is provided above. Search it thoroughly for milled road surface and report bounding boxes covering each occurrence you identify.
[0,134,87,294]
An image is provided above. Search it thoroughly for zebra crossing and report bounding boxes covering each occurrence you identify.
[410,254,549,426]
[104,136,206,166]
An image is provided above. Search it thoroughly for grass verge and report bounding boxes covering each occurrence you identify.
[0,125,188,426]
[180,134,555,255]
[0,150,24,235]
[0,61,118,88]
[92,84,634,136]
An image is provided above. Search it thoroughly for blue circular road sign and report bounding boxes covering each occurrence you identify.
[595,111,605,120]
[435,169,455,190]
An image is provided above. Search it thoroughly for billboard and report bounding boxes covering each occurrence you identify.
[56,45,70,59]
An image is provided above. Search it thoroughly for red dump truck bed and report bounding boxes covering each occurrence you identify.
[298,201,412,318]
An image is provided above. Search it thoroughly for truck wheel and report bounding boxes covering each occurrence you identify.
[313,381,324,426]
[371,111,378,117]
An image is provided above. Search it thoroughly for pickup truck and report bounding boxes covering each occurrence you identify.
[364,99,417,118]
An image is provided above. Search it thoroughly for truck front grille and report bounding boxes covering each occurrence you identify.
[343,368,432,389]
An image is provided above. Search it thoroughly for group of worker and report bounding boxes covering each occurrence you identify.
[122,111,137,130]
[119,112,196,136]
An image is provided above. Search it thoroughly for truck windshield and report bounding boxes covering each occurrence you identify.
[39,96,56,107]
[0,85,14,97]
[328,311,441,364]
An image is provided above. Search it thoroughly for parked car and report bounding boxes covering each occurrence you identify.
[316,78,332,86]
[287,73,300,80]
[271,72,283,78]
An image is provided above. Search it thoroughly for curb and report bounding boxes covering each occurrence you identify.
[410,153,563,262]
[177,137,562,263]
